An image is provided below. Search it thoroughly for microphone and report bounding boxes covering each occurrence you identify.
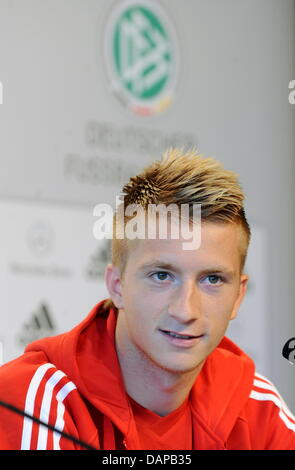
[282,337,295,365]
[0,400,98,450]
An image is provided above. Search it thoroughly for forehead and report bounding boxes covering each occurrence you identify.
[125,221,243,273]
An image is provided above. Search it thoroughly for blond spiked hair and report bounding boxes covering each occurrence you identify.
[104,148,250,309]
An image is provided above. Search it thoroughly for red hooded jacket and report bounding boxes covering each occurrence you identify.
[0,299,294,450]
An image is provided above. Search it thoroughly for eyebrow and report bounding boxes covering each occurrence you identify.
[139,260,178,271]
[138,260,235,278]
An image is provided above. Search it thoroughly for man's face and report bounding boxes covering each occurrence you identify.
[106,221,248,375]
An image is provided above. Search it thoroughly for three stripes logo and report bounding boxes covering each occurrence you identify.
[104,0,179,116]
[20,363,77,450]
[250,372,295,432]
[17,302,56,347]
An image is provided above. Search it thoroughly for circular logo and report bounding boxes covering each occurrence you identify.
[27,221,54,258]
[104,0,179,116]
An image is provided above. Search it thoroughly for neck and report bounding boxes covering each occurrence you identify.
[115,318,204,417]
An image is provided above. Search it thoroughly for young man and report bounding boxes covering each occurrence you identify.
[0,149,294,450]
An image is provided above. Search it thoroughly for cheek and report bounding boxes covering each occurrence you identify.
[204,295,236,325]
[122,288,165,331]
[122,287,150,321]
[124,278,169,307]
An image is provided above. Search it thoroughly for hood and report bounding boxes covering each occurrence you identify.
[25,299,255,445]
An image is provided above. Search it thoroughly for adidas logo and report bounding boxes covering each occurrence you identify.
[17,302,56,348]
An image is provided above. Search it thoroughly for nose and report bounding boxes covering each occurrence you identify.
[168,279,201,324]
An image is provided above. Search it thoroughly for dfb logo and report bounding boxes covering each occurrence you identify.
[282,337,295,365]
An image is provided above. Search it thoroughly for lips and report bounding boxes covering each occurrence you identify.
[159,329,204,349]
[159,329,201,340]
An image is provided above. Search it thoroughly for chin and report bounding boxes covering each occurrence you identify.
[155,359,202,375]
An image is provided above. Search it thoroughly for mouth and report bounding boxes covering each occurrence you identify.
[159,329,202,340]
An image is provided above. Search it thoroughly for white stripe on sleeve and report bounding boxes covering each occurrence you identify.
[21,363,55,450]
[253,378,295,423]
[36,370,66,450]
[249,371,295,432]
[249,390,295,431]
[53,381,77,450]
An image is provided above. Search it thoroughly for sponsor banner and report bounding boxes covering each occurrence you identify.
[0,201,110,364]
[63,121,197,191]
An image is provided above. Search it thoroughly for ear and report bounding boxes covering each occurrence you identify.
[104,263,124,309]
[230,274,249,321]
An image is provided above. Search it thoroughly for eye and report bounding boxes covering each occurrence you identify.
[150,271,172,282]
[203,275,224,285]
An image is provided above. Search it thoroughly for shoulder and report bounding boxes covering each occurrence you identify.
[0,351,79,449]
[245,371,295,449]
[247,371,294,425]
[0,349,77,404]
